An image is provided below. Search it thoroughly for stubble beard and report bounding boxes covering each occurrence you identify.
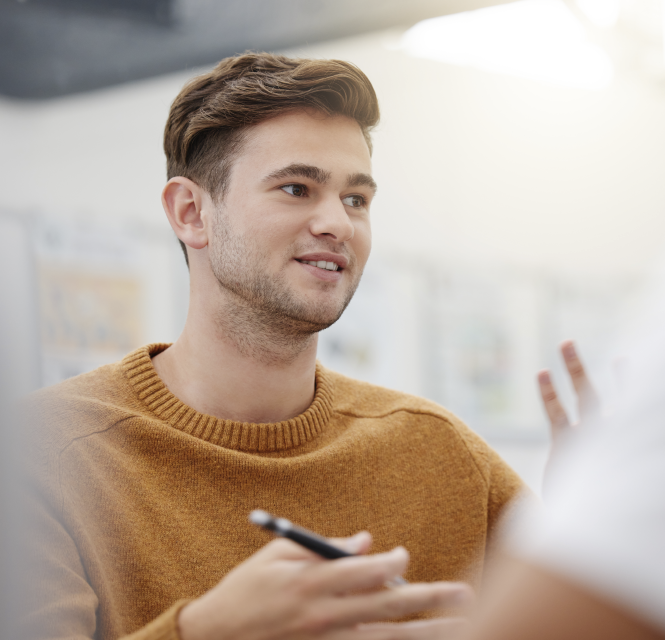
[209,215,362,365]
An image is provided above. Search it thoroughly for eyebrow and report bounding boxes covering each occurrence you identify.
[263,163,331,185]
[264,163,378,194]
[347,172,378,194]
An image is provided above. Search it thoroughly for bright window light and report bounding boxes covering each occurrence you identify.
[399,0,614,90]
[576,0,621,28]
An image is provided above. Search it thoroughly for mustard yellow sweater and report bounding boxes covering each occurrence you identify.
[23,344,523,640]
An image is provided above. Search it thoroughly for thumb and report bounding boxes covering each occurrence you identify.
[329,531,372,555]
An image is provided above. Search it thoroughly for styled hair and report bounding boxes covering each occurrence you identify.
[163,52,380,265]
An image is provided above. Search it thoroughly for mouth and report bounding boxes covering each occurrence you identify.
[295,259,340,272]
[294,252,349,274]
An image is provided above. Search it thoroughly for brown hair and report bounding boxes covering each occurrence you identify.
[163,52,380,265]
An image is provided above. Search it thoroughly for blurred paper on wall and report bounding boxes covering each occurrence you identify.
[34,218,144,385]
[30,216,189,386]
[319,253,638,443]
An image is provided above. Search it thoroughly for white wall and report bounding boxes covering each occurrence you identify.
[2,29,665,277]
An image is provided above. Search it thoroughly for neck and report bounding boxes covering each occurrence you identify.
[152,287,319,424]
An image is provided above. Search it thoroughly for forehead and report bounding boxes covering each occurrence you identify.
[236,110,372,177]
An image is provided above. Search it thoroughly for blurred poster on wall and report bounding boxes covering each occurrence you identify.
[319,254,637,440]
[38,267,142,382]
[34,217,144,386]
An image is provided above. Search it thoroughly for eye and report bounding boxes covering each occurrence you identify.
[341,194,366,208]
[281,184,308,197]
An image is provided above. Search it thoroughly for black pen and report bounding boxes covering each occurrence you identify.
[249,509,408,587]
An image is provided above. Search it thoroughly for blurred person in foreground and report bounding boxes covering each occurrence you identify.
[464,293,665,640]
[22,53,525,640]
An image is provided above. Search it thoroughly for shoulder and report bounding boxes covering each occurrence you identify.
[323,365,502,483]
[26,346,157,453]
[325,365,459,423]
[22,345,170,512]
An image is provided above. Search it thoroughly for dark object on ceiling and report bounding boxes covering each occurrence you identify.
[0,0,514,100]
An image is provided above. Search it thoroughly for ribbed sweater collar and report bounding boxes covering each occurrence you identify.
[121,344,334,453]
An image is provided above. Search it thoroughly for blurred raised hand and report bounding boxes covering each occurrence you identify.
[537,340,604,492]
[537,340,602,441]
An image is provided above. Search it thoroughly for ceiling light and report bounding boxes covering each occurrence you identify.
[576,0,621,28]
[399,0,613,90]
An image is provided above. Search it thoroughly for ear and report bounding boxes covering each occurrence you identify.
[161,177,210,251]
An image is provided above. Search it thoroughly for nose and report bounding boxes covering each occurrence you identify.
[308,196,354,243]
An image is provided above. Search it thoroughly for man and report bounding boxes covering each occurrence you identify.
[24,53,523,640]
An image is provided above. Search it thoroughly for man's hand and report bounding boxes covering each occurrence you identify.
[178,532,472,640]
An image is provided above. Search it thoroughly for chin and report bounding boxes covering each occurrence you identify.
[284,284,359,330]
[302,309,343,327]
[290,302,347,332]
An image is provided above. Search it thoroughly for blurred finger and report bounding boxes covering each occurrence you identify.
[560,341,601,418]
[308,546,410,595]
[329,581,473,627]
[329,531,372,555]
[537,370,570,436]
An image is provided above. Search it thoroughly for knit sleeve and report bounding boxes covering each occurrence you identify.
[20,482,191,640]
[450,419,526,535]
[484,442,528,536]
[123,601,191,640]
[20,484,100,639]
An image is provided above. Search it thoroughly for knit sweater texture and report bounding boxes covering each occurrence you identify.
[23,343,523,640]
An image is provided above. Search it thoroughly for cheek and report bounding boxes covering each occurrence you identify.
[244,213,306,264]
[240,202,298,241]
[260,219,304,248]
[353,219,372,266]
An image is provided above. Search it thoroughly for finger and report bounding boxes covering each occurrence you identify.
[352,618,468,640]
[560,341,601,418]
[327,582,473,627]
[306,546,410,595]
[537,370,570,436]
[329,531,372,555]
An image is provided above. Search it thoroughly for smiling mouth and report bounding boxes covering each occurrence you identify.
[296,260,340,272]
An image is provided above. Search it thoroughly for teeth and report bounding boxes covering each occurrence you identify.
[302,260,339,271]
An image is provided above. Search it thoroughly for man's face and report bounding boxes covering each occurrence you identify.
[207,109,375,334]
